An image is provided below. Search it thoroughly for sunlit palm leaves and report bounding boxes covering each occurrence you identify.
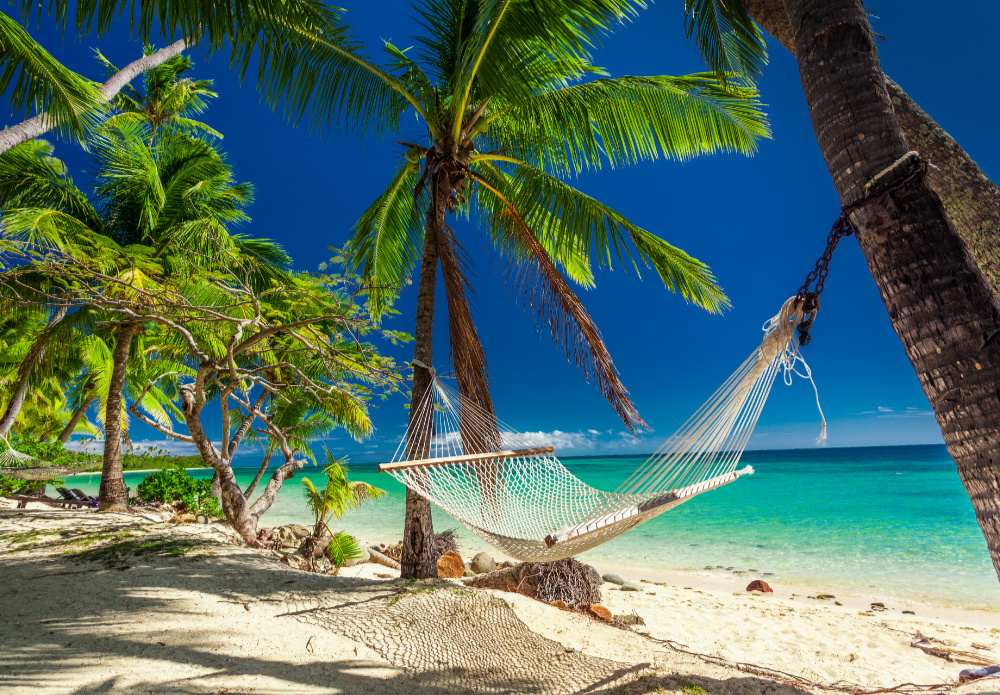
[0,12,101,140]
[683,0,768,86]
[338,0,768,433]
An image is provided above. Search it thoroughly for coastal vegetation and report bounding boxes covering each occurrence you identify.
[0,46,404,540]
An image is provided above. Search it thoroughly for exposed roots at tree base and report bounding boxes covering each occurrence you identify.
[464,557,600,608]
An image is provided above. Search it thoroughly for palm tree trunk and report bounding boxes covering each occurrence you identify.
[739,0,1000,293]
[57,393,96,444]
[399,174,446,580]
[98,321,138,512]
[783,0,1000,579]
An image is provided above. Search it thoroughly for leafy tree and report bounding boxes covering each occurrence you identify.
[310,0,770,577]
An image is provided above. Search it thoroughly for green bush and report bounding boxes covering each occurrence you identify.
[137,466,222,517]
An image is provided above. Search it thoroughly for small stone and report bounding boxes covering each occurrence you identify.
[584,564,602,585]
[615,613,646,626]
[550,600,569,610]
[195,514,209,524]
[437,551,465,578]
[314,557,331,572]
[870,602,886,611]
[817,594,836,599]
[602,572,625,585]
[499,560,514,569]
[746,580,773,593]
[463,569,475,577]
[903,610,915,615]
[586,604,613,621]
[620,581,643,592]
[835,601,843,606]
[470,552,496,574]
[286,524,311,539]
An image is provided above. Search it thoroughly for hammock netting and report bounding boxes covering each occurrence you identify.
[381,298,823,562]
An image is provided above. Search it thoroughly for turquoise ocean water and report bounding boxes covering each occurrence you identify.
[67,444,1000,609]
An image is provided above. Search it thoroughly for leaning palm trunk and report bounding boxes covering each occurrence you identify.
[0,306,69,437]
[57,393,96,443]
[99,321,138,511]
[739,0,1000,294]
[782,0,1000,579]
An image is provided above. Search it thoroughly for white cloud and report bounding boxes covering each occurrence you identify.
[858,406,934,418]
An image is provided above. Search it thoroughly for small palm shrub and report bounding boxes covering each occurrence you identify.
[137,466,222,517]
[300,452,386,571]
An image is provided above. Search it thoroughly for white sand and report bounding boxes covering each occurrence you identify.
[2,503,998,694]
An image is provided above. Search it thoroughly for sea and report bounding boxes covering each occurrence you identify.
[67,444,1000,610]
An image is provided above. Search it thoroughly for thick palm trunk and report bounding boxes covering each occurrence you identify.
[98,321,138,512]
[784,0,1000,579]
[739,0,1000,292]
[57,393,96,443]
[400,176,446,580]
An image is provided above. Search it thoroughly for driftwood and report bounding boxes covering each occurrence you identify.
[463,558,600,608]
[368,547,401,571]
[910,632,993,666]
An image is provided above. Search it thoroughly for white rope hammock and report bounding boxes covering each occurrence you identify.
[380,297,824,562]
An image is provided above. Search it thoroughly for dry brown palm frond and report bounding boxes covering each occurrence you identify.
[491,207,647,435]
[437,223,503,453]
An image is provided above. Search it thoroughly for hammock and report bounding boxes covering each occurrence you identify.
[380,297,824,562]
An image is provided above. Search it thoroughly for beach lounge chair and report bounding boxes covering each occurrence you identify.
[71,489,99,507]
[56,487,79,502]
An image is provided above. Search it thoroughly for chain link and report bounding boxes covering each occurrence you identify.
[795,155,929,346]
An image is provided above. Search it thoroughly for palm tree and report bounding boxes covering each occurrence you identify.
[97,49,222,143]
[321,1,768,577]
[297,452,387,569]
[733,0,1000,581]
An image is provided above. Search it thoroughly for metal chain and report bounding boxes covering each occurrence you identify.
[795,154,929,346]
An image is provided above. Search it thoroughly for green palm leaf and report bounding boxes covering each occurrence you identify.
[0,11,101,139]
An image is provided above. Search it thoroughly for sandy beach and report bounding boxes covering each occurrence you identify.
[2,503,999,695]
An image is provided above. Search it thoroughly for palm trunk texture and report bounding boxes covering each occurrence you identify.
[57,393,96,443]
[739,0,1000,294]
[400,175,447,580]
[783,0,1000,579]
[99,321,138,512]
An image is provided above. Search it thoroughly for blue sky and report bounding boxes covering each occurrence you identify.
[19,2,1000,460]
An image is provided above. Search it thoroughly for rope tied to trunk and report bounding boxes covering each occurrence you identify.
[796,151,929,345]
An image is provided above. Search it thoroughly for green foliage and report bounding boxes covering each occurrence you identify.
[302,450,385,569]
[324,529,364,568]
[136,465,221,517]
[0,12,101,141]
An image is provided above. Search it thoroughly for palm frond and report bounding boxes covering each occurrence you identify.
[684,0,767,85]
[347,165,425,321]
[487,73,769,177]
[0,11,101,139]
